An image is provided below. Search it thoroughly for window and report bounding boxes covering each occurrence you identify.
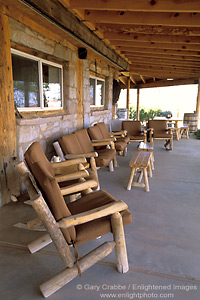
[11,49,63,110]
[90,76,105,107]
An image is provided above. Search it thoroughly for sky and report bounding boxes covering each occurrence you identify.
[118,84,198,120]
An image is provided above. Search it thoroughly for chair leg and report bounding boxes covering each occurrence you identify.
[109,160,114,172]
[111,212,129,273]
[123,147,127,156]
[28,233,52,253]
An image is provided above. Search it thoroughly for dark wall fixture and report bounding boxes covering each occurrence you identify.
[113,79,122,105]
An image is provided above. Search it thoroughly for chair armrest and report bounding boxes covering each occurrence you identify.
[92,140,114,147]
[147,128,154,132]
[52,158,87,169]
[166,128,173,134]
[58,200,128,228]
[110,130,127,137]
[60,179,98,196]
[55,169,89,183]
[64,152,98,159]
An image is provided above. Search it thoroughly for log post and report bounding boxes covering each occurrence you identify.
[136,88,140,121]
[0,13,18,206]
[126,77,130,119]
[196,79,200,129]
[111,212,129,273]
[40,241,115,298]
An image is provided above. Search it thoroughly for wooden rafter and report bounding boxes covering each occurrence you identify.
[70,0,200,13]
[103,32,200,44]
[140,75,146,83]
[84,11,200,27]
[112,41,200,52]
[97,24,200,37]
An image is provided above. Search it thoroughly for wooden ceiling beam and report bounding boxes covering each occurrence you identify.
[121,48,200,57]
[130,75,137,85]
[103,32,200,44]
[119,76,127,86]
[84,11,200,27]
[130,69,199,79]
[111,40,200,51]
[129,57,200,68]
[138,78,199,88]
[125,52,200,62]
[130,63,200,73]
[140,75,146,83]
[70,0,200,13]
[96,24,200,36]
[130,63,200,72]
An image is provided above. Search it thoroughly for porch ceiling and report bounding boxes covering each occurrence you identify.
[60,0,200,88]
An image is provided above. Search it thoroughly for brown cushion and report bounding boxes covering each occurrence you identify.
[129,135,144,140]
[24,142,76,244]
[75,129,93,153]
[148,120,172,138]
[68,190,132,245]
[96,122,111,139]
[95,148,116,167]
[116,136,130,144]
[114,141,127,151]
[88,126,104,140]
[58,132,83,155]
[148,120,167,132]
[122,121,141,136]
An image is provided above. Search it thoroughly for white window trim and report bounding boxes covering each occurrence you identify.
[11,49,63,111]
[90,75,105,107]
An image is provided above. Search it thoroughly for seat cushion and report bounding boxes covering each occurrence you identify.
[115,141,127,151]
[96,122,111,139]
[153,133,172,139]
[24,143,76,244]
[129,135,144,141]
[116,136,130,144]
[122,121,141,136]
[88,126,104,140]
[68,190,132,245]
[95,148,116,167]
[58,132,83,155]
[75,129,93,153]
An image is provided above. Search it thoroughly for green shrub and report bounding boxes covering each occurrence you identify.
[129,107,162,122]
[194,129,200,139]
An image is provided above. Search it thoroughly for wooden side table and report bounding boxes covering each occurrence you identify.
[138,141,154,171]
[180,125,189,139]
[127,152,151,192]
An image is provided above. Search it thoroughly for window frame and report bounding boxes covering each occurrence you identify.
[89,75,105,108]
[11,49,63,111]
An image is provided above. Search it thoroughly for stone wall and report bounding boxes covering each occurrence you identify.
[10,17,117,165]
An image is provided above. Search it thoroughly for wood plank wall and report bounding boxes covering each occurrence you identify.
[0,13,18,205]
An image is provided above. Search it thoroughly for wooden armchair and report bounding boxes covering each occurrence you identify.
[147,120,173,150]
[88,122,129,156]
[16,143,132,298]
[54,128,117,172]
[122,121,147,142]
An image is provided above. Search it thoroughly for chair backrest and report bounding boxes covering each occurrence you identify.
[122,121,141,136]
[148,120,167,133]
[24,142,76,244]
[95,122,111,139]
[88,125,103,140]
[58,129,93,155]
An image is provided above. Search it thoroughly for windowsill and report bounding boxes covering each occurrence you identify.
[16,112,74,126]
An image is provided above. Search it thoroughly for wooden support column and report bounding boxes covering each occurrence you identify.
[76,57,83,129]
[0,13,17,206]
[196,79,200,129]
[136,88,140,121]
[126,77,130,119]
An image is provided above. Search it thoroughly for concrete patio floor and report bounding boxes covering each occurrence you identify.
[0,136,200,300]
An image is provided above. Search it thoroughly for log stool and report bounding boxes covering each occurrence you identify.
[138,141,154,171]
[180,125,189,139]
[127,152,151,192]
